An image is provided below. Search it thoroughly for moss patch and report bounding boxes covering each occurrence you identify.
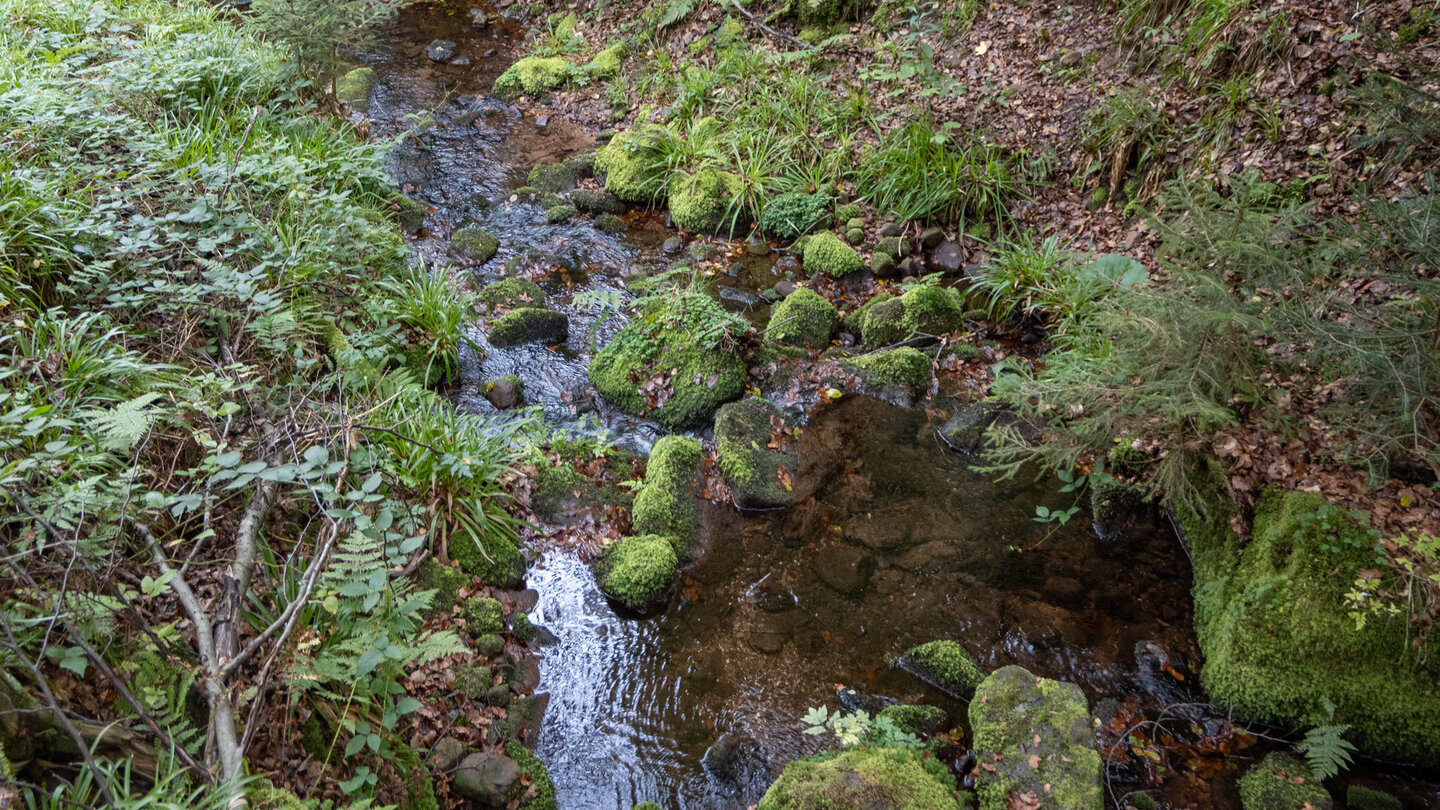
[897,640,984,698]
[506,740,559,810]
[336,67,376,111]
[969,665,1102,810]
[449,226,500,265]
[715,397,795,510]
[1236,752,1333,810]
[450,531,525,588]
[842,347,932,393]
[585,42,628,78]
[669,168,748,235]
[803,231,863,278]
[593,535,678,610]
[767,288,839,349]
[876,704,947,737]
[490,307,568,347]
[588,319,745,429]
[492,56,570,99]
[757,747,962,810]
[595,125,670,204]
[631,436,704,557]
[480,278,544,310]
[462,596,505,635]
[414,559,467,619]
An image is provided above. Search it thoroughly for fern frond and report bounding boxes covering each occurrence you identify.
[1296,724,1356,780]
[81,392,163,452]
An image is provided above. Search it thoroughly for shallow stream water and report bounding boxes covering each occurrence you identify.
[363,3,1440,808]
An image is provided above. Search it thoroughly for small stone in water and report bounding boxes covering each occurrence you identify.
[426,40,456,61]
[933,241,963,273]
[469,8,488,27]
[535,114,548,129]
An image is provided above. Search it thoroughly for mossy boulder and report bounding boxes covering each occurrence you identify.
[715,397,795,510]
[473,633,506,659]
[1182,486,1440,765]
[833,203,861,223]
[492,56,569,99]
[969,665,1102,810]
[336,67,376,111]
[875,704,947,737]
[1236,752,1332,810]
[669,169,748,235]
[588,318,746,429]
[595,125,669,204]
[529,162,581,194]
[506,741,558,809]
[594,212,626,235]
[454,662,494,695]
[758,747,963,810]
[415,559,467,619]
[462,597,505,635]
[1345,785,1402,810]
[451,532,525,588]
[393,195,428,233]
[803,231,863,278]
[480,278,545,310]
[632,436,704,556]
[490,307,568,347]
[593,535,678,611]
[545,204,577,224]
[897,640,984,698]
[858,297,908,345]
[856,285,964,346]
[449,226,500,265]
[841,347,932,394]
[572,188,623,215]
[585,42,628,78]
[767,288,839,349]
[875,236,910,261]
[842,293,894,335]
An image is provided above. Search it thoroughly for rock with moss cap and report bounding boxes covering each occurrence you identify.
[415,559,467,619]
[833,202,861,223]
[462,596,505,635]
[572,188,623,215]
[336,67,376,111]
[897,640,983,698]
[842,293,894,336]
[803,231,863,278]
[594,212,626,235]
[451,532,525,588]
[595,125,670,204]
[507,741,558,809]
[528,162,581,194]
[585,42,628,78]
[860,285,965,346]
[490,308,568,347]
[593,535,678,611]
[969,665,1102,810]
[669,169,749,235]
[449,226,500,265]
[758,747,963,810]
[1180,485,1440,765]
[767,288,838,350]
[473,633,506,659]
[588,313,745,429]
[1237,752,1333,810]
[392,194,428,234]
[1345,785,1402,810]
[545,204,577,224]
[480,278,545,311]
[492,56,569,99]
[631,436,705,556]
[875,704,947,737]
[841,347,931,396]
[715,398,795,510]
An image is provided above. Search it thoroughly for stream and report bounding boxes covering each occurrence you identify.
[358,2,1440,807]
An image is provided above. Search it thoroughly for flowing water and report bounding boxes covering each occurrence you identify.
[362,3,1440,807]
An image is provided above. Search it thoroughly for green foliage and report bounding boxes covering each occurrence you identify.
[856,116,1022,225]
[802,706,923,750]
[1083,86,1174,201]
[246,0,404,92]
[760,191,833,239]
[1119,0,1292,86]
[1295,724,1356,781]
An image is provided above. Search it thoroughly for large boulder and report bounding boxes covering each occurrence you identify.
[840,347,932,399]
[968,665,1102,810]
[1181,485,1440,765]
[856,285,964,347]
[631,436,705,556]
[453,751,520,806]
[714,398,795,510]
[766,288,839,350]
[594,125,669,204]
[588,315,746,429]
[758,747,963,809]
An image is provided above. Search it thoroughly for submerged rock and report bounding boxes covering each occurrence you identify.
[427,40,457,61]
[702,730,770,795]
[968,665,1102,810]
[714,397,796,510]
[814,544,874,595]
[897,640,984,698]
[938,399,1039,454]
[758,747,963,810]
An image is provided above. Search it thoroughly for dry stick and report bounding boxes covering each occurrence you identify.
[0,611,116,806]
[723,0,815,50]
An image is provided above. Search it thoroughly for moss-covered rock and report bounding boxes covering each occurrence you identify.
[859,296,908,346]
[454,662,493,696]
[336,67,376,111]
[875,704,947,737]
[632,436,704,556]
[593,535,678,610]
[669,169,748,235]
[588,319,745,429]
[833,203,861,223]
[492,56,569,99]
[480,278,544,310]
[594,212,626,235]
[449,226,500,265]
[490,307,568,347]
[415,559,467,619]
[842,293,894,335]
[545,204,577,224]
[451,531,525,588]
[969,665,1102,810]
[715,397,795,510]
[505,740,558,809]
[1236,752,1332,810]
[462,596,505,635]
[758,747,962,810]
[842,347,931,392]
[585,42,628,78]
[473,633,506,659]
[509,612,539,642]
[393,194,428,234]
[572,188,623,215]
[803,231,863,278]
[528,162,578,194]
[1182,486,1440,765]
[595,125,669,204]
[767,288,839,349]
[874,236,910,261]
[1345,785,1402,810]
[855,285,964,346]
[897,640,983,698]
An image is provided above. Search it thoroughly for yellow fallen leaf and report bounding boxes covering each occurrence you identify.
[975,41,990,55]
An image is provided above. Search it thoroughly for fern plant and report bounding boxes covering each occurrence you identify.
[1295,724,1357,780]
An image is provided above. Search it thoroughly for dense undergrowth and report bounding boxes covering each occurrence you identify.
[0,1,538,807]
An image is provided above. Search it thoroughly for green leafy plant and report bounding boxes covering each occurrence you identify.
[802,706,923,750]
[1295,724,1357,780]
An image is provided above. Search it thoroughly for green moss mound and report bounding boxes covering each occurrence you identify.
[833,203,861,223]
[1236,752,1332,810]
[451,531,525,587]
[585,42,628,78]
[760,191,833,239]
[336,67,376,111]
[594,212,626,234]
[767,288,839,349]
[875,704,947,736]
[758,747,962,810]
[480,278,544,310]
[572,188,623,215]
[715,397,795,510]
[545,204,577,224]
[492,56,570,99]
[843,293,894,335]
[490,307,568,347]
[842,347,931,392]
[855,285,964,346]
[393,195,428,234]
[969,665,1102,810]
[897,640,983,698]
[462,596,505,635]
[506,740,558,810]
[588,320,746,429]
[415,559,467,618]
[593,535,678,610]
[669,169,748,235]
[1345,785,1402,810]
[449,226,499,264]
[631,436,704,556]
[1182,486,1440,764]
[595,125,670,204]
[803,231,863,278]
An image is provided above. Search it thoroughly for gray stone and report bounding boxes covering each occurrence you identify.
[703,730,770,794]
[662,236,683,253]
[469,8,488,27]
[877,222,903,238]
[453,752,520,806]
[450,56,471,66]
[747,235,771,257]
[919,226,945,249]
[535,114,548,129]
[426,40,457,61]
[718,286,761,306]
[430,736,469,772]
[814,545,874,595]
[933,240,963,272]
[484,378,522,410]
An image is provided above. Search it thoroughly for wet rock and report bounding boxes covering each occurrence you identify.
[772,280,797,300]
[746,235,771,257]
[748,611,800,654]
[430,736,470,772]
[662,236,683,253]
[844,506,912,551]
[871,252,896,277]
[919,226,945,249]
[968,665,1102,810]
[814,545,874,595]
[835,686,896,715]
[469,8,488,27]
[594,212,626,235]
[515,658,541,692]
[933,240,964,273]
[426,40,457,61]
[877,222,903,238]
[1091,478,1148,541]
[753,578,798,612]
[896,539,963,573]
[702,730,770,795]
[875,236,910,261]
[1044,575,1087,608]
[571,188,623,215]
[488,693,549,746]
[448,225,499,265]
[593,535,677,611]
[688,242,720,262]
[335,67,376,112]
[938,399,1040,454]
[453,752,519,806]
[450,56,471,66]
[897,640,984,699]
[484,48,497,58]
[484,376,523,410]
[489,307,568,347]
[718,286,761,306]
